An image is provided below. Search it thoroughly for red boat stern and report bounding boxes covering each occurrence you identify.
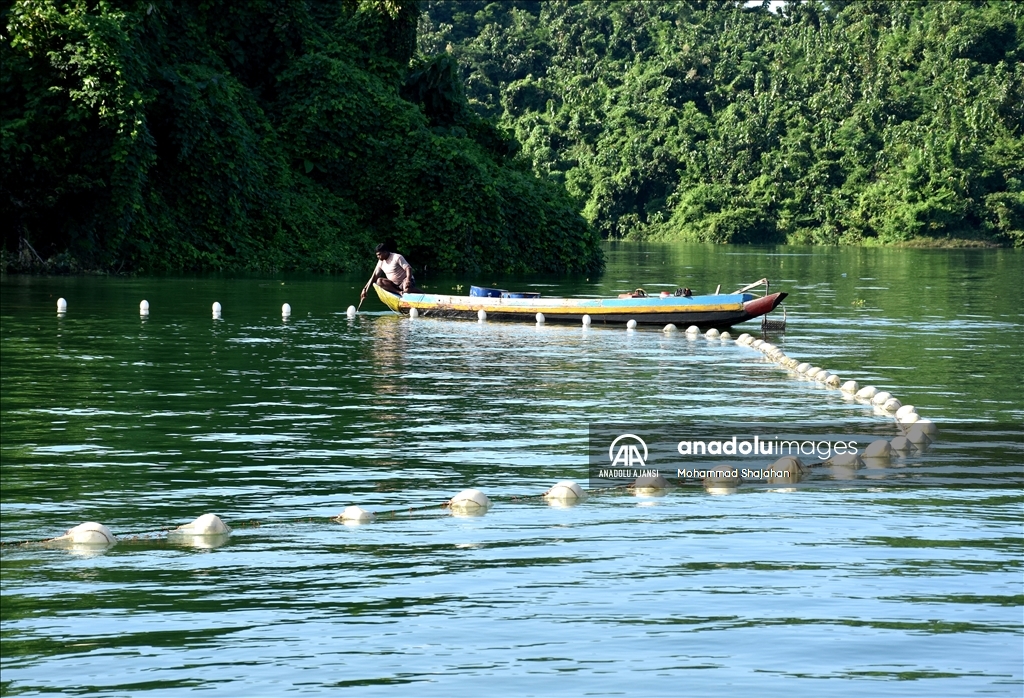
[742,292,787,322]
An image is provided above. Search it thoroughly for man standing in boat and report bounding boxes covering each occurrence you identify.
[361,243,420,300]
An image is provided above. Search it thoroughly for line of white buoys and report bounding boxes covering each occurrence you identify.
[57,298,67,314]
[478,309,487,322]
[626,319,637,331]
[582,314,592,327]
[346,305,357,318]
[536,312,545,325]
[140,300,150,316]
[409,307,419,319]
[544,481,585,502]
[282,303,291,318]
[212,301,222,319]
[732,333,939,463]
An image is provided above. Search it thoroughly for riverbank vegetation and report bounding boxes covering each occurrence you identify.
[2,0,602,274]
[420,0,1023,247]
[4,2,1021,277]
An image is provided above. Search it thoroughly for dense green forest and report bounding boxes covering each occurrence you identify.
[2,0,602,274]
[420,0,1023,246]
[4,2,1022,276]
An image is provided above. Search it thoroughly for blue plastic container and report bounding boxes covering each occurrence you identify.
[500,291,541,299]
[470,286,505,297]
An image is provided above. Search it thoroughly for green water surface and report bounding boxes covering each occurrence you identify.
[1,243,1022,696]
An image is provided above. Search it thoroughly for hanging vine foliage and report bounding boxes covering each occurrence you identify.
[2,0,603,274]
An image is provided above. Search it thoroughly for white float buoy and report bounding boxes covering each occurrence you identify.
[339,506,375,523]
[140,300,150,316]
[685,325,700,335]
[346,305,356,318]
[890,435,915,453]
[870,391,893,406]
[632,474,670,493]
[171,513,230,535]
[840,380,859,394]
[751,339,764,348]
[705,328,720,339]
[895,404,916,420]
[544,481,585,502]
[720,331,731,340]
[863,439,892,459]
[51,522,117,546]
[825,374,842,388]
[626,319,637,330]
[582,314,592,327]
[856,385,878,400]
[736,333,751,344]
[897,411,920,424]
[212,301,222,319]
[477,309,487,322]
[703,467,742,494]
[881,397,902,413]
[409,307,419,319]
[913,418,938,437]
[282,303,291,318]
[449,488,491,511]
[767,456,805,483]
[829,452,864,468]
[536,312,545,324]
[796,363,811,374]
[806,366,822,378]
[57,298,67,314]
[905,423,932,444]
[814,370,832,382]
[663,323,678,333]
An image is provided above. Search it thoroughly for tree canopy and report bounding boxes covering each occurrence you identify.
[2,0,603,274]
[420,0,1023,246]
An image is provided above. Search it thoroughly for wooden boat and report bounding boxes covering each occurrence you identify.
[373,279,787,328]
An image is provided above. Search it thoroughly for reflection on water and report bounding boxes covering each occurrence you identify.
[1,244,1022,695]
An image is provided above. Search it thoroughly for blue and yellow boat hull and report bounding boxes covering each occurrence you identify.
[374,286,786,328]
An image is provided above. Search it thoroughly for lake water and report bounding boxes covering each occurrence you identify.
[1,243,1022,696]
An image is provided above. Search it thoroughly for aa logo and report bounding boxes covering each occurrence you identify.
[609,434,648,468]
